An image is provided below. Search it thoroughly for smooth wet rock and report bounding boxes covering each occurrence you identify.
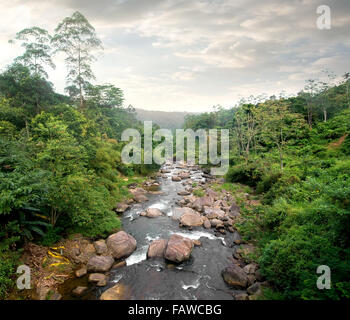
[75,267,87,278]
[172,176,181,182]
[164,234,194,263]
[94,239,108,255]
[179,171,191,179]
[147,239,168,259]
[72,286,88,297]
[180,211,203,227]
[107,231,137,259]
[192,196,214,212]
[229,203,241,218]
[115,202,129,213]
[222,265,248,288]
[172,207,197,220]
[243,263,258,275]
[177,190,191,196]
[100,284,132,300]
[89,273,107,287]
[203,219,211,229]
[145,208,163,218]
[133,193,149,203]
[87,255,114,272]
[234,293,249,300]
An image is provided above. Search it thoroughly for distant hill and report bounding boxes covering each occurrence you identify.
[135,108,192,129]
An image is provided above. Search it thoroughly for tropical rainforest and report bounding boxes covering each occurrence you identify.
[0,11,349,300]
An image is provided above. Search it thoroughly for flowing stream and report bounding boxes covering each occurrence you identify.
[93,164,236,300]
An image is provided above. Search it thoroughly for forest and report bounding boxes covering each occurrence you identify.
[0,11,349,300]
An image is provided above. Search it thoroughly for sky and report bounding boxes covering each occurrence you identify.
[1,0,350,112]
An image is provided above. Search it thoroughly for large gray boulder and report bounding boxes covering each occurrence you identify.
[87,255,114,272]
[106,231,137,259]
[147,239,168,259]
[145,208,163,218]
[164,234,194,263]
[222,265,248,288]
[180,211,203,227]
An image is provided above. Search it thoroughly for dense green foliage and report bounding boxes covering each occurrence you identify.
[0,12,155,298]
[184,81,350,300]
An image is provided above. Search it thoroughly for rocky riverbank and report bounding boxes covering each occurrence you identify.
[24,161,266,300]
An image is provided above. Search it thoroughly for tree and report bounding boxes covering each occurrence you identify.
[260,100,306,170]
[317,70,336,122]
[0,63,59,118]
[84,83,124,108]
[52,11,103,109]
[9,27,55,78]
[343,72,350,108]
[302,79,319,129]
[232,104,261,160]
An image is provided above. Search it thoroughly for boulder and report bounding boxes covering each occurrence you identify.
[203,219,211,229]
[72,286,88,297]
[164,234,194,263]
[180,212,203,227]
[222,265,248,288]
[100,284,132,300]
[145,208,163,218]
[210,218,224,228]
[192,196,214,212]
[179,172,191,179]
[229,203,241,218]
[133,193,148,203]
[172,176,181,182]
[147,239,168,259]
[115,202,129,213]
[172,207,197,220]
[204,207,225,219]
[106,231,137,259]
[89,273,107,287]
[243,263,258,275]
[234,293,249,300]
[75,267,87,278]
[94,240,108,255]
[177,190,191,196]
[87,255,114,273]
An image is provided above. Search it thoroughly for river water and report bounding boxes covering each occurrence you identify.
[94,164,236,300]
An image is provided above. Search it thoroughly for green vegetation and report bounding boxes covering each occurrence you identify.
[184,79,350,300]
[0,11,156,298]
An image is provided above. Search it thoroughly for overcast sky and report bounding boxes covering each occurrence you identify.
[1,0,349,112]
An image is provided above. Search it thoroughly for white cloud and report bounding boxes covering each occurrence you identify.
[1,0,349,111]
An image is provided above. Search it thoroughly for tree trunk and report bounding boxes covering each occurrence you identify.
[323,108,327,122]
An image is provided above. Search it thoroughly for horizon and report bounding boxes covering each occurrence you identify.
[1,0,349,112]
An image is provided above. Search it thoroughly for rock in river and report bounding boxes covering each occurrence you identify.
[221,265,248,288]
[164,234,194,263]
[145,207,163,218]
[180,211,203,227]
[106,231,137,259]
[100,284,132,300]
[87,255,114,273]
[147,239,168,259]
[93,239,108,255]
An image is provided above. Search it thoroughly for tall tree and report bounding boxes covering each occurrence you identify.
[52,11,103,109]
[343,72,350,108]
[9,27,55,78]
[260,100,306,170]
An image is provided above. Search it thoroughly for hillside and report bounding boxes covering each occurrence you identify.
[135,108,192,129]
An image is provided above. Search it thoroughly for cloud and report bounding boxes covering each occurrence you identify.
[1,0,349,111]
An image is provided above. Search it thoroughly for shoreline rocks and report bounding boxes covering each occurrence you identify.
[107,231,137,260]
[164,234,194,263]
